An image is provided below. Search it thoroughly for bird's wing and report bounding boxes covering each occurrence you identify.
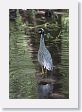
[43,48,53,70]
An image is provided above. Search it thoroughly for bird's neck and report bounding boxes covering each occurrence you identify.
[40,34,45,48]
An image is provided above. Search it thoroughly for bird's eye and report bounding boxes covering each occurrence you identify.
[38,30,41,33]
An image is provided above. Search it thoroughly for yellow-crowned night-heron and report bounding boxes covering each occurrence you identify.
[38,28,53,75]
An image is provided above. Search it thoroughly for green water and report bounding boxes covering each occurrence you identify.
[9,22,38,99]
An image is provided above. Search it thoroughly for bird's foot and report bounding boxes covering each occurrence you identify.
[40,73,47,78]
[40,72,45,78]
[40,67,48,78]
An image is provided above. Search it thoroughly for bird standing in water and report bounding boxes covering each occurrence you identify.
[38,28,53,76]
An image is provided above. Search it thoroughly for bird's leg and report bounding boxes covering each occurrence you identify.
[45,69,47,78]
[45,69,47,74]
[41,66,44,75]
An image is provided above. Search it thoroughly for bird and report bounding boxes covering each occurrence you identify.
[38,28,53,76]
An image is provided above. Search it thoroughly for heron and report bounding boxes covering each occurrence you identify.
[38,28,53,76]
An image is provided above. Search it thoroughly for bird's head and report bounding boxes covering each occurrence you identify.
[38,28,44,35]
